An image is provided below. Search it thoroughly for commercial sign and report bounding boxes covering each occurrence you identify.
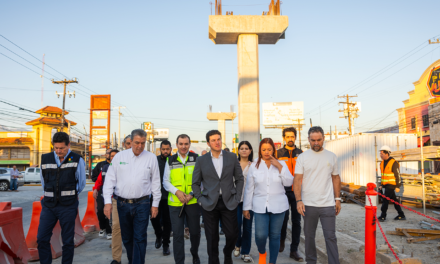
[92,111,108,119]
[154,128,169,140]
[263,102,304,126]
[143,122,153,133]
[90,95,111,161]
[427,65,440,98]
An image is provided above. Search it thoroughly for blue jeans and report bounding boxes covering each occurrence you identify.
[10,178,18,190]
[37,199,78,264]
[254,210,285,264]
[235,202,253,255]
[117,198,150,264]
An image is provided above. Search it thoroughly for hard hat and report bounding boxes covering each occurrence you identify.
[380,145,392,152]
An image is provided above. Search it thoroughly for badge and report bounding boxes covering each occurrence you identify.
[189,156,194,161]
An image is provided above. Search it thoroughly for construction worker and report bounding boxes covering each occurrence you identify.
[378,145,406,222]
[163,134,201,264]
[276,127,304,261]
[37,132,86,264]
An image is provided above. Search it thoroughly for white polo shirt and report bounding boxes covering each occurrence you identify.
[103,148,161,207]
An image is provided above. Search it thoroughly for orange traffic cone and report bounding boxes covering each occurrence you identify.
[258,252,267,264]
[81,191,100,232]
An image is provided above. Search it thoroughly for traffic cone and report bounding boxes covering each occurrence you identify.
[81,191,100,232]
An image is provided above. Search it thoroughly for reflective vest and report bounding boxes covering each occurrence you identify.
[41,151,80,207]
[276,146,303,191]
[380,158,397,186]
[168,152,198,207]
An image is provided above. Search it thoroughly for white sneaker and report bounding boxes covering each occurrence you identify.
[241,255,253,263]
[106,233,112,240]
[234,247,240,257]
[99,229,106,237]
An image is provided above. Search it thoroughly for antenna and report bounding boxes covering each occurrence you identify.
[209,105,212,112]
[40,54,45,107]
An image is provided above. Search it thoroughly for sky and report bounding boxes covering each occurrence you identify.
[1,0,440,149]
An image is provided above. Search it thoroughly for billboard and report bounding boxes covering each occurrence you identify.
[263,102,304,126]
[154,128,169,140]
[427,65,440,97]
[89,95,111,167]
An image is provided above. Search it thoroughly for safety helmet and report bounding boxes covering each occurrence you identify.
[380,145,392,153]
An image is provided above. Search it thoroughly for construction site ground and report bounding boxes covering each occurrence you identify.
[3,186,440,263]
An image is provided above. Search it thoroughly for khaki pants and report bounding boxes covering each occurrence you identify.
[112,198,123,262]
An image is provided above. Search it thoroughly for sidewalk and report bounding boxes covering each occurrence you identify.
[34,218,308,264]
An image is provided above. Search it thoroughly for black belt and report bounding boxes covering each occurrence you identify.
[114,194,149,204]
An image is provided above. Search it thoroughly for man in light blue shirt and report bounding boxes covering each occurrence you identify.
[37,132,86,264]
[10,165,20,191]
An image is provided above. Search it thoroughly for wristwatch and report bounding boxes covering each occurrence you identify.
[189,191,194,196]
[335,198,341,201]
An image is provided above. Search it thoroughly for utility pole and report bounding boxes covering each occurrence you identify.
[53,78,78,132]
[113,106,126,150]
[429,38,440,44]
[338,94,359,135]
[83,125,88,172]
[293,118,305,149]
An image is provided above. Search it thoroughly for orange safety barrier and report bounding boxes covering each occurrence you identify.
[0,202,31,264]
[81,191,100,232]
[25,199,63,260]
[74,210,85,247]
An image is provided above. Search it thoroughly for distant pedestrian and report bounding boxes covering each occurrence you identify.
[233,141,254,263]
[243,138,293,264]
[201,150,208,156]
[294,126,341,264]
[93,149,119,240]
[164,135,201,264]
[378,145,405,222]
[10,165,20,191]
[123,135,132,150]
[103,129,161,264]
[277,127,303,261]
[192,130,244,264]
[37,132,86,264]
[224,148,230,152]
[91,148,111,182]
[151,140,173,256]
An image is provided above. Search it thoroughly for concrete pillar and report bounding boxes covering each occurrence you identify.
[238,34,260,150]
[218,119,226,148]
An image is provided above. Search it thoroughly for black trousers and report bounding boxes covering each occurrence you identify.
[381,185,404,217]
[169,203,201,264]
[150,197,172,247]
[202,197,238,264]
[97,191,112,233]
[280,191,302,252]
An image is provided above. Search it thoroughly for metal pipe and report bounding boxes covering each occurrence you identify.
[420,221,440,230]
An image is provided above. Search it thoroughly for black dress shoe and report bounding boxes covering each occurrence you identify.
[290,251,304,261]
[394,215,406,220]
[279,239,285,252]
[163,245,170,256]
[110,260,121,264]
[155,237,162,249]
[219,229,225,235]
[193,257,201,264]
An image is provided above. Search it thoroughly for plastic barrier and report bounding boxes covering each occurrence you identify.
[0,202,31,264]
[74,210,85,247]
[81,191,100,232]
[365,183,378,264]
[25,200,63,260]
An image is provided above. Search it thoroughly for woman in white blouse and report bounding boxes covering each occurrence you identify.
[243,138,293,264]
[233,141,254,263]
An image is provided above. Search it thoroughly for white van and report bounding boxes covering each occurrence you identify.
[24,167,41,184]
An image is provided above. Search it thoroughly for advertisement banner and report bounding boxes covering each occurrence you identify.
[263,102,304,126]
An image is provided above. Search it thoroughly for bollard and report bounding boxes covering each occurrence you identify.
[365,182,378,264]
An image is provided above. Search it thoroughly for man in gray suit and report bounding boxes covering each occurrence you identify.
[192,130,244,264]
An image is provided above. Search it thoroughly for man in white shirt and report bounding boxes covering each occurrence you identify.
[103,129,160,264]
[294,126,341,264]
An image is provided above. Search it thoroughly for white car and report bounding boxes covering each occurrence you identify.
[24,167,41,184]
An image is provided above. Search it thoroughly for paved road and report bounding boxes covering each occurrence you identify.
[0,186,309,264]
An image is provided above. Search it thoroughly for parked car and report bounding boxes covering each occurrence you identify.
[0,168,24,191]
[23,167,41,184]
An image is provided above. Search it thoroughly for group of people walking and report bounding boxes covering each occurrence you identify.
[36,125,345,264]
